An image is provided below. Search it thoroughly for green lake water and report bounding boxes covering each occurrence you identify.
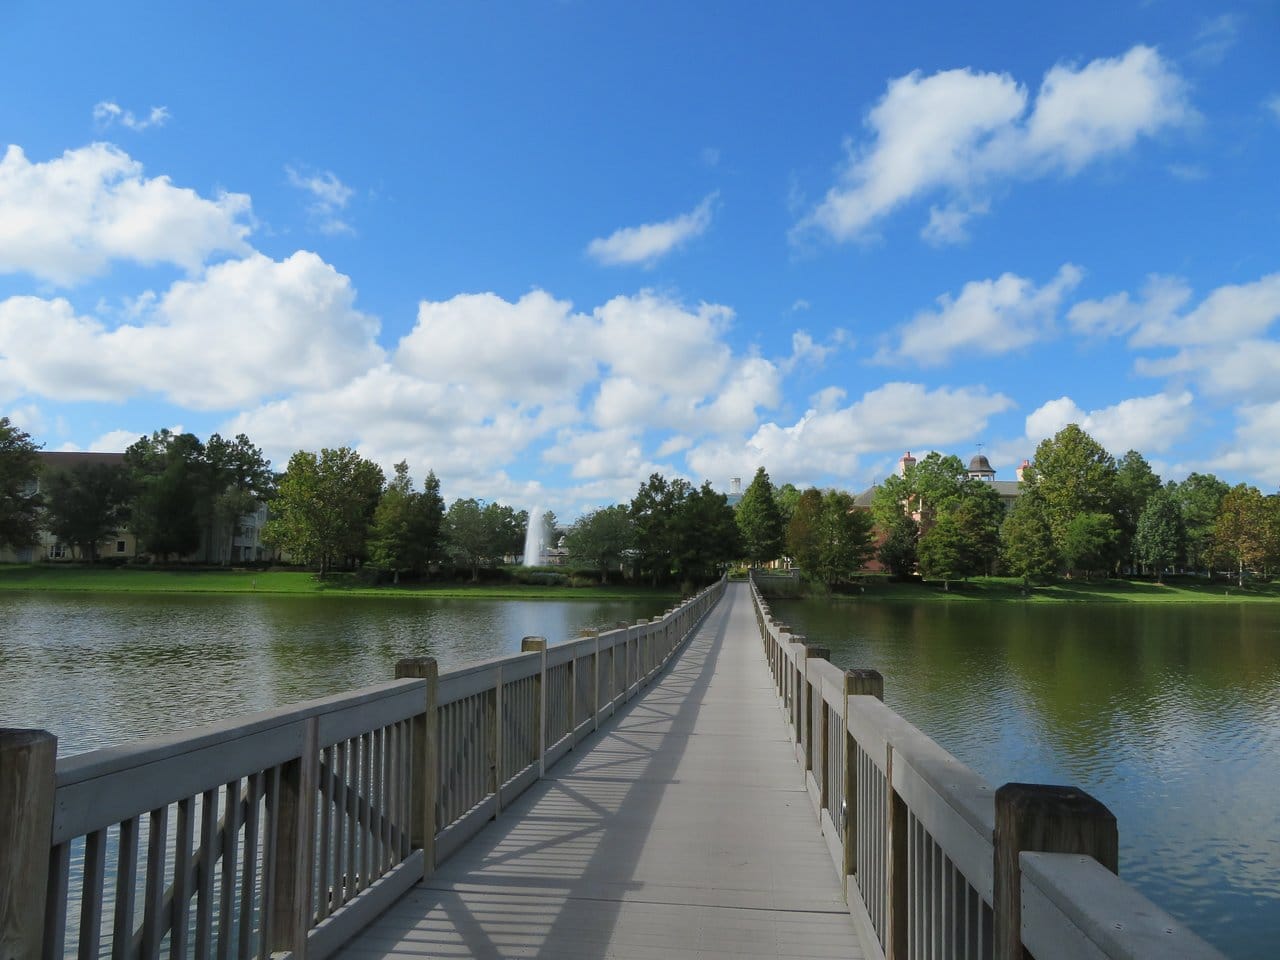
[774,596,1280,960]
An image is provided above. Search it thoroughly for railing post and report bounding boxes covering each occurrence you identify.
[395,657,438,877]
[803,645,829,777]
[522,638,548,776]
[886,743,909,960]
[268,715,319,956]
[1,728,57,960]
[841,670,884,895]
[994,783,1118,960]
[593,635,601,731]
[490,666,502,811]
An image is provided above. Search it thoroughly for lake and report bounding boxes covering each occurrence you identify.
[0,591,669,755]
[773,596,1280,960]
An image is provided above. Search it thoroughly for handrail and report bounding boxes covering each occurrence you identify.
[745,570,1223,960]
[1,575,727,960]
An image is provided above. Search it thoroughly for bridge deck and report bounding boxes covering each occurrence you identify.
[337,582,865,959]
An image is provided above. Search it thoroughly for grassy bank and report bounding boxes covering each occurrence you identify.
[0,565,679,601]
[793,575,1280,603]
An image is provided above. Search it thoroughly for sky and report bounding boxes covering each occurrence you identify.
[1,1,1278,516]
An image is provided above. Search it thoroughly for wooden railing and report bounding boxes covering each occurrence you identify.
[747,572,1225,960]
[1,576,725,960]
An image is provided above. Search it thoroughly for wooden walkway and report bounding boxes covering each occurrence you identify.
[337,582,865,959]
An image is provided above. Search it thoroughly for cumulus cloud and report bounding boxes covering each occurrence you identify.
[0,144,252,285]
[0,251,381,408]
[286,165,355,235]
[1210,401,1280,486]
[1023,391,1194,454]
[879,264,1082,366]
[685,382,1014,485]
[586,193,718,266]
[93,102,171,131]
[798,46,1192,244]
[781,329,849,374]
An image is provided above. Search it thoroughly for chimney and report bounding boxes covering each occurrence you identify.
[897,451,916,477]
[1016,459,1030,481]
[731,477,741,495]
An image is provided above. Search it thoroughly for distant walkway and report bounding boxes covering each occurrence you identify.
[338,582,865,959]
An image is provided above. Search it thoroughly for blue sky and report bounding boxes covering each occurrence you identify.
[1,1,1277,515]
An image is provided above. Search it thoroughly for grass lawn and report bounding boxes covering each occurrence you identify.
[0,565,679,601]
[813,575,1280,603]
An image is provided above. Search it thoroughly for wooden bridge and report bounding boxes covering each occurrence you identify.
[2,578,1225,960]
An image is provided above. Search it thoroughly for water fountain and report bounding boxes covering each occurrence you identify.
[522,506,545,567]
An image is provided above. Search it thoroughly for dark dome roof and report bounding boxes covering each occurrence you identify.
[968,454,995,474]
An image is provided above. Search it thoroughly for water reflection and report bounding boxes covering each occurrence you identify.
[775,597,1280,960]
[0,592,666,757]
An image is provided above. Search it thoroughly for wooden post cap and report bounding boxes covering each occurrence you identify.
[521,636,547,652]
[804,644,830,661]
[846,669,884,700]
[395,657,438,679]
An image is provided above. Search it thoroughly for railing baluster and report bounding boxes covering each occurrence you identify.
[216,781,240,960]
[237,772,261,960]
[78,829,107,960]
[170,796,195,960]
[194,787,218,960]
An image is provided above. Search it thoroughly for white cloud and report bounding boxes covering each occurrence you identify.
[0,251,382,408]
[0,143,252,285]
[88,429,145,452]
[1192,14,1239,65]
[93,102,171,131]
[1023,391,1194,454]
[3,403,46,435]
[1210,401,1280,486]
[685,382,1014,486]
[586,192,718,266]
[881,264,1082,366]
[1267,95,1280,123]
[781,329,849,374]
[1128,273,1280,347]
[286,165,355,235]
[798,46,1192,244]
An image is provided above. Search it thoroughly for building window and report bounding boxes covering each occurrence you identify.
[48,543,66,560]
[116,540,127,553]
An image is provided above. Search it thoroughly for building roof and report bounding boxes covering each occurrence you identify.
[38,451,126,470]
[991,480,1022,497]
[852,486,877,508]
[968,454,995,475]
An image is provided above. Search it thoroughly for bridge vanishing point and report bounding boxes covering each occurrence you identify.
[2,578,1225,959]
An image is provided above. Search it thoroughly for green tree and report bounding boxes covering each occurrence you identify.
[870,452,965,534]
[1028,424,1118,552]
[1134,488,1184,582]
[125,430,206,561]
[443,498,489,581]
[202,433,274,564]
[1212,484,1269,587]
[565,505,634,583]
[420,471,447,567]
[262,447,385,577]
[775,483,802,528]
[368,461,425,582]
[42,463,133,562]
[0,417,42,550]
[1171,473,1229,575]
[1000,488,1058,589]
[1059,512,1119,579]
[1113,450,1162,572]
[630,474,684,585]
[670,481,741,585]
[785,488,824,575]
[917,511,967,590]
[736,466,785,565]
[878,513,918,579]
[953,479,1005,575]
[811,491,875,587]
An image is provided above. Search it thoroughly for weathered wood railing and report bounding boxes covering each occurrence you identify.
[1,576,725,960]
[747,572,1225,960]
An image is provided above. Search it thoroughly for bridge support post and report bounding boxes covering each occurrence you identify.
[840,670,884,897]
[0,728,57,960]
[395,657,438,879]
[268,715,319,956]
[521,638,548,776]
[993,783,1118,960]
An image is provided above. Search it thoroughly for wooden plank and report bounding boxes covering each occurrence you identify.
[170,796,195,960]
[0,729,57,960]
[78,829,108,960]
[269,716,319,956]
[140,804,169,960]
[303,852,423,960]
[216,781,240,960]
[394,657,437,878]
[194,788,218,960]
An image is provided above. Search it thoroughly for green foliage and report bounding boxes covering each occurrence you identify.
[787,488,874,586]
[125,430,206,561]
[953,479,1004,575]
[672,481,741,584]
[1113,450,1162,571]
[202,433,274,564]
[1000,488,1058,587]
[878,513,918,579]
[1059,512,1119,578]
[869,452,966,533]
[442,498,527,581]
[1171,472,1229,574]
[0,417,42,549]
[629,473,685,584]
[735,466,785,564]
[1028,424,1117,553]
[917,511,968,589]
[42,463,133,562]
[262,447,384,576]
[785,488,823,573]
[564,504,634,583]
[775,483,802,526]
[1212,484,1269,586]
[1135,487,1184,582]
[368,461,442,580]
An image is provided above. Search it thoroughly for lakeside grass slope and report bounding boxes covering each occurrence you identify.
[786,575,1280,603]
[0,565,677,601]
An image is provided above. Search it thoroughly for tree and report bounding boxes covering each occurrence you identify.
[125,430,206,561]
[870,452,965,535]
[1113,450,1162,573]
[775,483,802,528]
[813,491,875,586]
[262,447,384,577]
[736,467,785,565]
[953,479,1004,575]
[202,433,273,564]
[0,417,41,550]
[917,511,967,590]
[42,463,133,562]
[1000,488,1058,589]
[441,499,526,581]
[1028,424,1117,551]
[1135,488,1184,583]
[420,471,447,568]
[1059,512,1119,579]
[630,474,684,585]
[1172,473,1229,575]
[565,505,634,583]
[785,488,824,575]
[1212,484,1269,587]
[878,513,918,579]
[670,481,741,585]
[368,461,425,582]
